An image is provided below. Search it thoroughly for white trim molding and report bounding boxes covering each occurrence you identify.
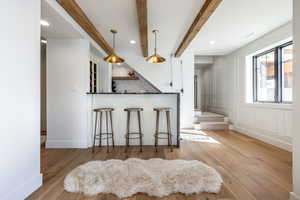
[233,125,292,152]
[2,173,42,200]
[290,192,300,200]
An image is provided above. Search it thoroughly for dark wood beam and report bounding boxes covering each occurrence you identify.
[56,0,114,56]
[136,0,148,57]
[175,0,223,57]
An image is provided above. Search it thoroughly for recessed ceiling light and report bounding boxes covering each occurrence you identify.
[209,41,216,45]
[41,39,47,44]
[130,40,136,44]
[40,20,50,27]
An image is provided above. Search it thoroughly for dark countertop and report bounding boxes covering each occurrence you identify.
[86,92,180,95]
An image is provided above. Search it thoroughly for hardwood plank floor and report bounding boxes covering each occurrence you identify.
[27,130,292,200]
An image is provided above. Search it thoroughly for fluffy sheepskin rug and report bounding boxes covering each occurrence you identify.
[64,158,223,198]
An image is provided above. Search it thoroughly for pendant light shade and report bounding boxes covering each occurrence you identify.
[147,30,166,63]
[104,29,125,64]
[104,55,124,63]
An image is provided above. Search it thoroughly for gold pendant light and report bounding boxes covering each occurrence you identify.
[147,30,166,63]
[104,29,125,64]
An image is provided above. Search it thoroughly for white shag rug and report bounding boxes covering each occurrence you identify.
[64,158,223,198]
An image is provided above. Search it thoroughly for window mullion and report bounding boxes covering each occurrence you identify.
[274,47,280,103]
[277,47,283,103]
[253,56,257,102]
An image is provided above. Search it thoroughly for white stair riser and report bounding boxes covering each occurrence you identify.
[195,116,224,122]
[194,123,229,130]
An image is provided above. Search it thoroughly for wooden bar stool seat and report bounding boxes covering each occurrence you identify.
[153,107,171,112]
[124,108,144,112]
[93,107,115,153]
[94,108,114,112]
[154,107,173,152]
[124,107,144,152]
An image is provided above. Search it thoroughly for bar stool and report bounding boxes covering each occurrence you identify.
[93,108,115,153]
[153,107,173,152]
[124,108,144,153]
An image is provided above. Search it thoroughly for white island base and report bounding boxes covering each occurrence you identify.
[87,93,180,147]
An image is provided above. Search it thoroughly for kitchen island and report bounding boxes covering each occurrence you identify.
[86,92,180,147]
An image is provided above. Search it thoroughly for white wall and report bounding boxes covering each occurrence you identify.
[194,56,214,65]
[205,22,293,151]
[206,56,236,117]
[123,52,195,128]
[195,65,212,111]
[46,39,90,148]
[292,0,300,199]
[0,1,42,199]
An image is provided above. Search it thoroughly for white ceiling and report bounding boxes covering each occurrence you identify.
[41,0,82,39]
[76,0,203,56]
[190,0,293,55]
[43,0,293,56]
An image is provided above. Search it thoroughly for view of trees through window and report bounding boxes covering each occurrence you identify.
[253,41,293,103]
[256,51,275,102]
[282,44,293,102]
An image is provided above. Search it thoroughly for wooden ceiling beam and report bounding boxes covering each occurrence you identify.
[174,0,223,57]
[56,0,114,56]
[136,0,148,57]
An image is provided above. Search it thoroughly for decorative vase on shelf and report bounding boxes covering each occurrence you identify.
[128,71,135,77]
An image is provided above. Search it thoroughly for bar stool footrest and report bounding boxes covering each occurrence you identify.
[155,136,171,140]
[156,132,173,135]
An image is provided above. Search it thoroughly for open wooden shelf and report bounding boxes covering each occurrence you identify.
[112,76,139,80]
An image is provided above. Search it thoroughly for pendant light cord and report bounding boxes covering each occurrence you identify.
[113,33,115,50]
[170,54,173,87]
[154,31,157,55]
[180,60,184,93]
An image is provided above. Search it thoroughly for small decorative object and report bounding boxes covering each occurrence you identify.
[128,71,135,77]
[146,30,166,63]
[104,29,125,64]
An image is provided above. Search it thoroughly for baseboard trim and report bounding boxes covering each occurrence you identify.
[233,125,292,152]
[2,173,42,200]
[290,192,300,200]
[46,139,88,148]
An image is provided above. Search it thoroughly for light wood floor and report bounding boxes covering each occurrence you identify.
[27,130,292,200]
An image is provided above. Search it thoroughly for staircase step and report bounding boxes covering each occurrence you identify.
[195,112,224,117]
[194,112,225,122]
[193,122,229,130]
[195,116,225,122]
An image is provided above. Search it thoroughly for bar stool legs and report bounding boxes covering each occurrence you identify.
[124,108,144,153]
[93,111,98,153]
[109,111,115,147]
[166,110,173,152]
[99,111,102,148]
[137,110,143,152]
[125,111,130,152]
[154,108,173,152]
[93,108,114,153]
[154,110,160,151]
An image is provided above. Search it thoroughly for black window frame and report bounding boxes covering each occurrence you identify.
[253,41,293,104]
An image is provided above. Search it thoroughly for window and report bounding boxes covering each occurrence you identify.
[253,41,293,103]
